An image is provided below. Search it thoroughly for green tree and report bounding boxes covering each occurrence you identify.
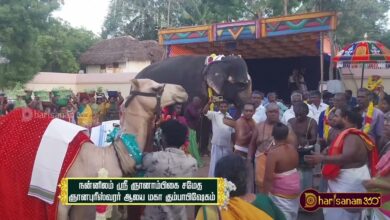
[102,0,172,40]
[296,0,390,46]
[378,31,390,48]
[38,18,99,73]
[0,0,58,88]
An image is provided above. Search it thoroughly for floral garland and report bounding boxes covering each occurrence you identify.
[323,107,335,140]
[96,168,113,220]
[206,53,225,112]
[367,75,383,92]
[363,102,374,134]
[218,178,237,210]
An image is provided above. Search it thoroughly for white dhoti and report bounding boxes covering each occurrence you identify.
[234,145,254,193]
[269,194,299,220]
[269,169,300,220]
[323,165,371,220]
[234,145,248,154]
[208,144,233,177]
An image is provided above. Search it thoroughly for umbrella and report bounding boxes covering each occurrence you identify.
[333,40,390,88]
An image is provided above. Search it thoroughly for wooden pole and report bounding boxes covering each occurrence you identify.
[360,63,365,88]
[320,32,324,92]
[328,31,336,80]
[167,0,171,27]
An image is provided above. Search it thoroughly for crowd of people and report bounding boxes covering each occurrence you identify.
[133,84,390,219]
[0,91,124,130]
[174,87,390,220]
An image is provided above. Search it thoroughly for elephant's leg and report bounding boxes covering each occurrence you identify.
[69,205,96,220]
[57,203,71,220]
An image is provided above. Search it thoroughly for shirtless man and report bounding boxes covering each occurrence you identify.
[287,102,317,192]
[326,93,348,145]
[264,123,300,220]
[305,108,375,220]
[288,102,317,149]
[234,103,256,158]
[248,103,280,192]
[249,103,280,159]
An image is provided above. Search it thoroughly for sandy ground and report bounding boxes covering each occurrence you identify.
[187,155,324,220]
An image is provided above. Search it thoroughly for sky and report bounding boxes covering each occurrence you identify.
[53,0,390,36]
[52,0,111,35]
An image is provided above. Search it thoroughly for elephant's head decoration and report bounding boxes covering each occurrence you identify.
[204,55,252,107]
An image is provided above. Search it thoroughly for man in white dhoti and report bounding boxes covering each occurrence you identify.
[202,99,234,177]
[305,108,377,220]
[263,123,300,220]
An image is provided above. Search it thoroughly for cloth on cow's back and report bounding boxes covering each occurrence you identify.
[0,108,91,220]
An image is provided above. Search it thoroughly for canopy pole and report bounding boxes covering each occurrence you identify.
[360,63,365,88]
[320,32,324,92]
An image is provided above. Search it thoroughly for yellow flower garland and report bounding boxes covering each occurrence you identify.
[323,107,334,140]
[363,102,374,134]
[367,76,383,92]
[208,87,214,111]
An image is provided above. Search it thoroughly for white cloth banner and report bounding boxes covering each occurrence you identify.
[90,120,120,147]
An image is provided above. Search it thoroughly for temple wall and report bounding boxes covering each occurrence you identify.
[25,72,138,96]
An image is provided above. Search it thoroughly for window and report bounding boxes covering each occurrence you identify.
[100,64,106,73]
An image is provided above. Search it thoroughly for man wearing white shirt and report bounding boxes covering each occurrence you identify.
[282,92,315,124]
[309,90,328,123]
[202,99,234,177]
[252,90,266,123]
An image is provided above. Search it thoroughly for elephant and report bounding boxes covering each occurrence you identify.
[135,55,252,110]
[0,79,188,220]
[135,54,252,157]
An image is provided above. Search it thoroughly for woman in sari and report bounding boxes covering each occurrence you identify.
[363,113,390,220]
[77,96,93,131]
[196,154,285,220]
[363,150,390,220]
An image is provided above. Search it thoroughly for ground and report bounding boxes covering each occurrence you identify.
[187,155,325,220]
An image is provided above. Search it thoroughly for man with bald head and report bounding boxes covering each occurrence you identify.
[248,103,280,192]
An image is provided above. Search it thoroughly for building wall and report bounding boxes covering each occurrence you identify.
[124,61,150,73]
[85,61,151,73]
[25,72,138,96]
[86,65,102,73]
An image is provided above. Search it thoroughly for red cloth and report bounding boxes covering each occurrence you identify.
[377,150,390,177]
[0,108,90,220]
[322,128,379,180]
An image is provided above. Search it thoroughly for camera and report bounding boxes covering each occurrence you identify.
[212,96,223,102]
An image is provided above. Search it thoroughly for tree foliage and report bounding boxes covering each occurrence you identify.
[297,0,390,46]
[0,0,58,88]
[0,0,99,88]
[38,19,99,73]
